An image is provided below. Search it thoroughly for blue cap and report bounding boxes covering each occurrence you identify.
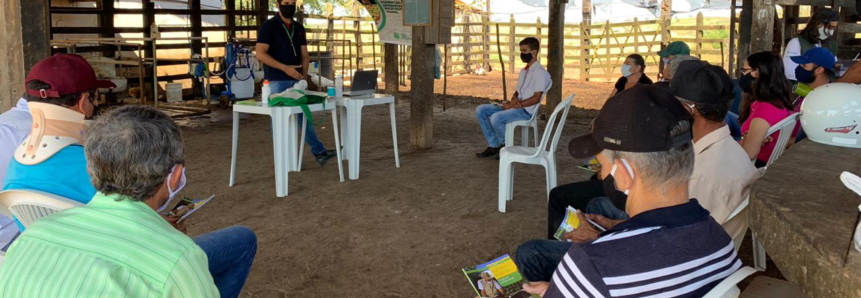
[790,47,836,71]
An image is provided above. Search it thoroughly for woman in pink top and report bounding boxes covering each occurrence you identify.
[739,52,794,168]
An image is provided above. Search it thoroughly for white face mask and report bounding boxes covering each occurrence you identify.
[158,165,187,213]
[621,64,633,77]
[818,27,835,40]
[609,159,635,195]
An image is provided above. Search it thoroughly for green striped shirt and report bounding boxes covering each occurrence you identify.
[0,192,219,297]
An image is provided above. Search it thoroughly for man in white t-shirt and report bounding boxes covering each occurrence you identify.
[0,97,33,251]
[475,37,551,159]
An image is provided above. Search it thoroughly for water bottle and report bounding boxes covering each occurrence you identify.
[335,75,344,98]
[261,80,271,106]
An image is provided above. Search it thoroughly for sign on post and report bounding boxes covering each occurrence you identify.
[360,0,412,45]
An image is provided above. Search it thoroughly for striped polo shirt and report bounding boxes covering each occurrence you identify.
[545,199,741,298]
[0,192,218,298]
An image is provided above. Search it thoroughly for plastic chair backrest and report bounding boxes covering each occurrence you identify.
[527,81,553,122]
[702,266,757,298]
[763,112,800,168]
[532,93,576,158]
[0,190,83,228]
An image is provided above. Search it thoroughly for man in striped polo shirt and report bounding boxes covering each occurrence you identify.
[516,85,741,297]
[0,106,255,297]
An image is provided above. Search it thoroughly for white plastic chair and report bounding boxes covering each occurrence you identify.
[0,189,82,267]
[498,93,575,213]
[750,112,800,271]
[0,189,83,228]
[725,194,749,252]
[505,82,552,147]
[702,266,758,298]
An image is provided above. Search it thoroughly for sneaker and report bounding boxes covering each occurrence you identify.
[315,150,337,166]
[475,147,499,158]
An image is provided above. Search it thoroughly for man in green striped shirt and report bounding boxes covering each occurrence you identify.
[0,106,253,297]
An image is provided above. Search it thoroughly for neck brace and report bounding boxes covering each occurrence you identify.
[15,102,87,165]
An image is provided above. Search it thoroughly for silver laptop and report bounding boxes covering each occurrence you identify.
[343,70,378,97]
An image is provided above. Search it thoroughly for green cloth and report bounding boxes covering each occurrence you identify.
[659,41,692,57]
[798,35,838,59]
[269,89,327,125]
[0,192,218,298]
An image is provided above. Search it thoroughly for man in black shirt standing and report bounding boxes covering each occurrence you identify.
[256,0,336,166]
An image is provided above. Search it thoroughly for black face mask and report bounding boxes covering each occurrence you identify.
[601,174,628,209]
[279,4,296,19]
[520,52,533,63]
[739,73,754,94]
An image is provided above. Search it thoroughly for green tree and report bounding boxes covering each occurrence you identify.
[268,0,353,15]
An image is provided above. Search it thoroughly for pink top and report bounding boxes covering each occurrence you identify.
[741,100,793,163]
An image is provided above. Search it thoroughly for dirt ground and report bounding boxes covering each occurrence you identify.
[176,73,777,297]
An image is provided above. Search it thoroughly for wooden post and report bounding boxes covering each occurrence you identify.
[580,0,592,81]
[604,20,612,81]
[327,18,334,59]
[728,0,737,77]
[483,14,491,72]
[190,0,202,55]
[385,44,399,95]
[546,0,566,118]
[445,43,453,75]
[659,0,673,77]
[750,0,775,54]
[633,18,640,53]
[0,0,50,111]
[226,0,236,39]
[410,27,435,149]
[354,6,363,70]
[99,0,116,56]
[509,14,516,74]
[464,13,472,74]
[782,5,798,46]
[737,0,753,76]
[536,17,543,64]
[496,24,508,101]
[696,12,704,58]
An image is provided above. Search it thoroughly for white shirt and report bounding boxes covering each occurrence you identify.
[690,125,761,240]
[0,98,32,249]
[782,37,836,81]
[515,62,551,115]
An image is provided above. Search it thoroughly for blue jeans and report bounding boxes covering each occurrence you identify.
[515,239,573,282]
[585,197,630,220]
[475,104,532,147]
[725,112,742,141]
[193,226,257,298]
[270,80,328,155]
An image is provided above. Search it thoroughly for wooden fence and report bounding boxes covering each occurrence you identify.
[299,11,730,84]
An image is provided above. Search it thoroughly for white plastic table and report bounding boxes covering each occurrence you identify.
[335,94,400,180]
[229,99,343,197]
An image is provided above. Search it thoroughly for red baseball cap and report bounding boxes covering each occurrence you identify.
[25,53,116,98]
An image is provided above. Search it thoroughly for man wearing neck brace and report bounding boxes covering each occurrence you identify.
[3,54,113,231]
[1,55,257,298]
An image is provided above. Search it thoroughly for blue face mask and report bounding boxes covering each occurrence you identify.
[795,65,817,84]
[621,64,633,77]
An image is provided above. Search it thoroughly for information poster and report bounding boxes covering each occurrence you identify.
[360,0,412,45]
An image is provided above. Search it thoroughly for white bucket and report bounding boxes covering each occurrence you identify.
[166,83,183,103]
[230,68,255,99]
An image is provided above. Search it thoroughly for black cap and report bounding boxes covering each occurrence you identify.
[670,60,733,104]
[568,85,693,159]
